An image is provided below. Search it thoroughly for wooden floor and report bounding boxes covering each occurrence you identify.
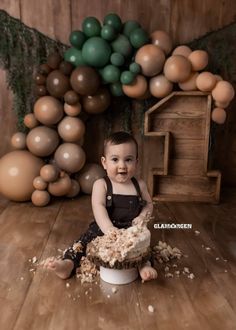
[1,189,236,330]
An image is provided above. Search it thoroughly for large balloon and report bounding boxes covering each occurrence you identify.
[0,150,44,201]
[76,163,106,194]
[164,55,191,83]
[188,50,208,71]
[82,37,111,67]
[150,30,173,55]
[34,96,64,125]
[196,72,217,92]
[46,70,70,98]
[70,66,100,95]
[149,74,173,98]
[26,126,59,157]
[82,87,111,114]
[54,143,86,173]
[135,44,165,77]
[58,116,85,142]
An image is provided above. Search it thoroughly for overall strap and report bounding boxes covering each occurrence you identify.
[103,175,113,207]
[131,177,147,206]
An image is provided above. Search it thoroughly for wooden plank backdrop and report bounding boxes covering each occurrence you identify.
[0,0,236,185]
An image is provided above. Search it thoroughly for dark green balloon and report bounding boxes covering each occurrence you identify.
[102,65,121,83]
[103,13,122,32]
[69,30,86,49]
[111,34,133,58]
[64,48,86,67]
[101,24,116,41]
[110,53,125,66]
[129,62,141,74]
[120,71,135,85]
[82,37,111,68]
[109,82,124,96]
[82,16,101,37]
[123,20,140,37]
[129,28,149,48]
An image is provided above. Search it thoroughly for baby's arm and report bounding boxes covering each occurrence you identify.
[91,178,116,234]
[133,179,153,223]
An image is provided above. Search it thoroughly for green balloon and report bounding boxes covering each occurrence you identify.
[64,48,86,67]
[82,17,101,37]
[110,82,124,96]
[123,20,140,37]
[69,30,86,49]
[101,25,116,41]
[110,53,125,66]
[111,34,133,58]
[102,65,121,83]
[129,62,141,74]
[120,71,135,85]
[82,37,111,68]
[129,28,149,48]
[103,13,122,32]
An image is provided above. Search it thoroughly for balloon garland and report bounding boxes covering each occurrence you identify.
[0,12,235,206]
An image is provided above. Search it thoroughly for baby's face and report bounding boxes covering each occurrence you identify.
[101,142,138,183]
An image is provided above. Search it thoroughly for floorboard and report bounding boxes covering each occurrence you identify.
[0,191,236,330]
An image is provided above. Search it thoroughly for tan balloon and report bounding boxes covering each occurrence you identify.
[211,107,227,124]
[149,74,173,98]
[135,44,166,77]
[54,143,86,173]
[11,132,26,150]
[76,163,106,194]
[34,96,64,125]
[196,72,217,92]
[215,100,230,108]
[64,102,82,116]
[178,72,199,91]
[48,172,72,196]
[212,80,235,104]
[33,176,48,190]
[150,30,173,55]
[172,45,192,58]
[31,190,50,207]
[164,55,191,83]
[58,116,85,142]
[24,113,39,129]
[26,126,59,157]
[188,50,208,71]
[122,75,148,98]
[66,179,80,198]
[40,164,59,182]
[0,150,44,201]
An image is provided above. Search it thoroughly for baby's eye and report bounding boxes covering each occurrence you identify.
[126,158,133,162]
[111,158,118,162]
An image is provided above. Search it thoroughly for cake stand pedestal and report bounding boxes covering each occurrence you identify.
[100,266,138,285]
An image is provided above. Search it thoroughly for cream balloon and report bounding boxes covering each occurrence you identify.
[58,116,85,142]
[149,74,173,98]
[11,132,26,150]
[31,190,50,206]
[150,30,173,55]
[164,55,191,83]
[54,143,86,173]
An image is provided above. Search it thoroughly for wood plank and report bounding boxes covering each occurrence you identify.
[168,158,205,176]
[172,139,205,159]
[0,200,63,330]
[0,0,20,17]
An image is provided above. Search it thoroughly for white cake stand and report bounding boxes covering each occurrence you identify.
[100,266,138,285]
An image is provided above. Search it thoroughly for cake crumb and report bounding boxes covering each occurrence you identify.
[188,273,195,279]
[112,287,118,294]
[215,257,220,261]
[66,282,70,288]
[32,256,38,264]
[194,230,200,236]
[107,294,111,298]
[148,305,154,313]
[205,247,211,251]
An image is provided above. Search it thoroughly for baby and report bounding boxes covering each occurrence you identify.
[44,131,157,281]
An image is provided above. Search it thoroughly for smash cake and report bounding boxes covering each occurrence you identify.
[86,216,151,284]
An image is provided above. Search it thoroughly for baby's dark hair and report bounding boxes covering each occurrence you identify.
[103,131,138,158]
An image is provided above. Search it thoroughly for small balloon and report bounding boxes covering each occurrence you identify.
[211,107,227,124]
[24,113,39,129]
[11,132,26,150]
[70,66,100,95]
[34,96,64,125]
[40,164,59,182]
[33,176,48,190]
[58,116,85,142]
[31,190,51,207]
[47,52,62,70]
[46,70,71,98]
[64,90,80,105]
[66,179,80,198]
[76,163,106,194]
[54,143,86,173]
[82,87,111,114]
[48,172,72,196]
[64,102,82,116]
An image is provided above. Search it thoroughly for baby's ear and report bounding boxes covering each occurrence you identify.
[101,156,106,169]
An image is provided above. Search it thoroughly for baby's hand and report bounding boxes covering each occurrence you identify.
[132,215,146,226]
[105,226,119,235]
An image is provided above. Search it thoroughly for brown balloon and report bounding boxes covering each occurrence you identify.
[31,190,51,206]
[70,66,100,96]
[34,96,64,125]
[26,126,59,157]
[164,55,192,83]
[76,163,106,194]
[46,70,71,98]
[82,87,111,114]
[150,30,173,55]
[0,150,44,202]
[40,164,59,182]
[64,102,82,116]
[66,179,80,198]
[11,132,26,150]
[54,143,86,173]
[47,52,62,70]
[35,85,48,97]
[39,63,52,76]
[33,176,48,190]
[24,113,39,129]
[34,73,46,85]
[149,74,173,98]
[64,90,80,105]
[58,116,85,142]
[48,172,72,196]
[59,61,74,76]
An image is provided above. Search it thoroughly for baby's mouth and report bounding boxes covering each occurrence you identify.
[118,172,127,175]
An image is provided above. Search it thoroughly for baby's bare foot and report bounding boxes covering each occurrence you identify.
[43,257,74,279]
[139,263,158,282]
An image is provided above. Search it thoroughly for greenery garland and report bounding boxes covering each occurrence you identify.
[0,9,235,134]
[0,10,68,131]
